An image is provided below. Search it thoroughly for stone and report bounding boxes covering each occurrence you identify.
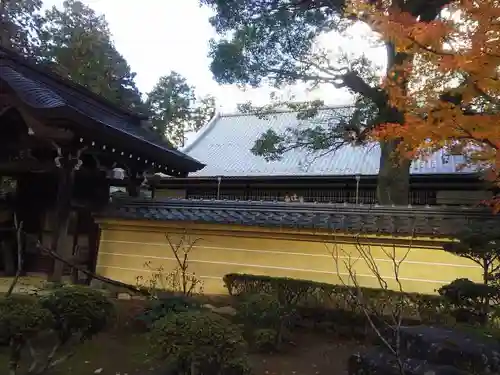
[90,279,105,289]
[211,305,237,316]
[202,304,216,310]
[396,325,500,373]
[117,292,132,300]
[348,348,468,375]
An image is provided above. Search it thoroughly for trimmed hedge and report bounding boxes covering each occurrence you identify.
[149,310,250,375]
[223,273,450,325]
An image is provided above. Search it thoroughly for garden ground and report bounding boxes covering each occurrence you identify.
[0,329,364,375]
[0,279,366,375]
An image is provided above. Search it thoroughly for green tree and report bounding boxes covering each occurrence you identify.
[191,94,217,131]
[146,72,216,147]
[439,224,500,324]
[201,0,454,205]
[0,0,43,55]
[39,0,144,112]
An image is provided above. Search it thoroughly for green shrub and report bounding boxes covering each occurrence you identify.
[0,295,53,373]
[252,328,278,352]
[149,310,249,375]
[221,356,253,375]
[137,293,201,329]
[41,285,115,342]
[224,273,320,307]
[237,293,286,327]
[0,295,52,345]
[224,273,448,328]
[438,278,499,325]
[237,292,292,350]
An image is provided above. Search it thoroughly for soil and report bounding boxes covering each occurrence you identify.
[0,297,366,375]
[0,330,364,375]
[249,332,364,375]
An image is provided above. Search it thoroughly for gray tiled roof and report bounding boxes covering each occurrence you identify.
[0,48,203,174]
[102,198,498,237]
[183,108,475,177]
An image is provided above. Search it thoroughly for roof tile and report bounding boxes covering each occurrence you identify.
[0,50,203,174]
[184,109,475,177]
[101,198,499,237]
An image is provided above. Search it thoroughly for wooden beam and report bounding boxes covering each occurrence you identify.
[0,160,58,174]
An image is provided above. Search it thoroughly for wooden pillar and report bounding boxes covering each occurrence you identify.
[127,169,141,197]
[70,210,82,284]
[47,147,85,283]
[47,161,75,282]
[85,216,100,285]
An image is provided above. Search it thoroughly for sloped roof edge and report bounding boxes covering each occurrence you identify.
[182,105,355,154]
[0,48,204,174]
[0,46,146,121]
[182,111,221,153]
[182,106,475,177]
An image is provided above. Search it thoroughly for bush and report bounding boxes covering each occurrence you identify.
[149,310,249,375]
[137,293,202,329]
[0,295,53,373]
[252,328,278,352]
[224,273,321,307]
[220,356,252,375]
[438,278,499,325]
[41,285,115,342]
[224,273,449,329]
[237,292,293,351]
[237,292,287,328]
[114,299,149,332]
[0,295,52,345]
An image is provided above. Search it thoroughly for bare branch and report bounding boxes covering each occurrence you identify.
[164,232,203,296]
[33,238,151,296]
[326,218,418,375]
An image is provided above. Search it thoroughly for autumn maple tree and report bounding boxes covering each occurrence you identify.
[357,0,500,194]
[202,0,466,205]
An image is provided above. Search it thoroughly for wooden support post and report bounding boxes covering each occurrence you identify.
[127,169,141,197]
[85,216,100,285]
[70,210,81,284]
[47,160,74,282]
[47,145,85,283]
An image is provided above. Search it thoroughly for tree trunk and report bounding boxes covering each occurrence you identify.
[376,140,411,205]
[375,42,412,206]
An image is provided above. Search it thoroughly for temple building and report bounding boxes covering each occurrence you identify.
[0,47,203,280]
[154,108,492,206]
[1,46,497,297]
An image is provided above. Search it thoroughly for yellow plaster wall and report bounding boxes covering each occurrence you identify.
[96,220,482,295]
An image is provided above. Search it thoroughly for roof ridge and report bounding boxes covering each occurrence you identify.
[219,104,356,118]
[101,198,499,237]
[111,197,490,215]
[181,105,356,158]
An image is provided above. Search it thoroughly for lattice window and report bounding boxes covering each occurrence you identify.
[187,189,247,200]
[410,190,436,205]
[247,189,279,201]
[187,187,438,205]
[219,190,246,200]
[187,189,217,200]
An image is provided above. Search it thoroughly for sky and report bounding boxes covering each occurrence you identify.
[41,0,386,113]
